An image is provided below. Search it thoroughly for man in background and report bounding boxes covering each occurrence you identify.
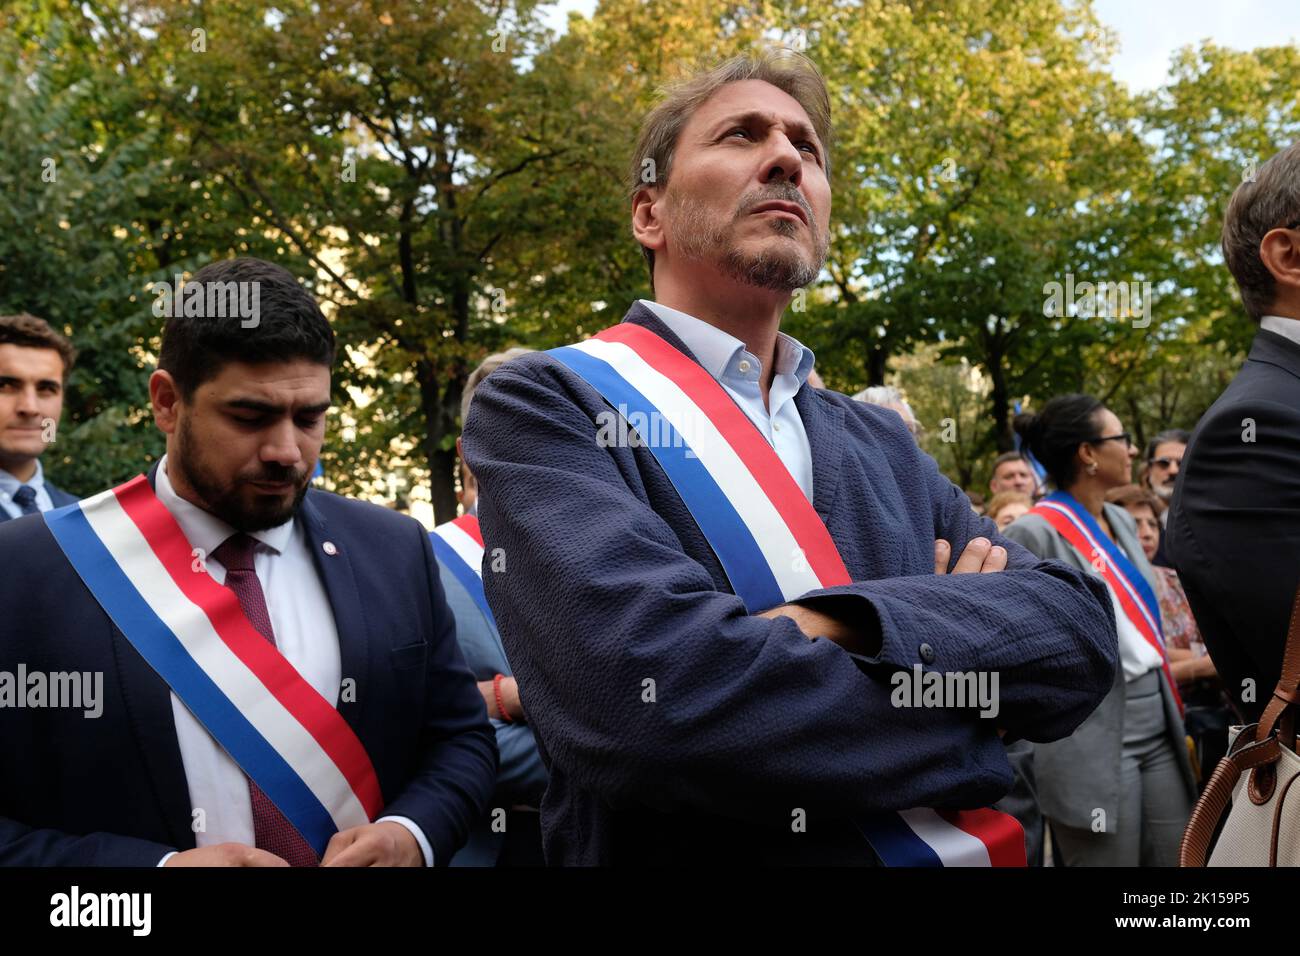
[988,451,1038,499]
[0,314,79,520]
[1168,140,1300,721]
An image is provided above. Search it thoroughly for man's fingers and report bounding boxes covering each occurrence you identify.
[980,545,1008,573]
[951,537,992,574]
[320,829,357,866]
[322,837,379,868]
[934,539,951,575]
[238,846,289,867]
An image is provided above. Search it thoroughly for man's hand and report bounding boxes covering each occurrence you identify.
[935,537,1007,574]
[163,843,288,867]
[320,821,424,867]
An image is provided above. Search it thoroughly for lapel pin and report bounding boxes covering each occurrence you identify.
[322,541,338,556]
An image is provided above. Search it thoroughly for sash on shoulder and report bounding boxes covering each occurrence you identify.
[43,475,383,855]
[430,514,496,628]
[550,322,1026,867]
[1029,491,1183,714]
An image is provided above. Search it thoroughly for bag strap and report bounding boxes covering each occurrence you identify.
[1179,731,1281,866]
[1179,582,1300,866]
[1255,583,1300,749]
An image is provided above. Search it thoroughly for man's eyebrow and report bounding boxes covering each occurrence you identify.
[710,111,820,146]
[224,398,331,415]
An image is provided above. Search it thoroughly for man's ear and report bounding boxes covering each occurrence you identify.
[631,185,667,256]
[150,369,183,436]
[1259,226,1300,310]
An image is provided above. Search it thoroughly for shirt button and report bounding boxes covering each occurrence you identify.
[773,422,782,432]
[738,360,751,373]
[919,643,936,664]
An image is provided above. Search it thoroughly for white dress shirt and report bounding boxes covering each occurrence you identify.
[1261,314,1300,348]
[152,456,432,865]
[1111,583,1166,682]
[639,299,817,500]
[0,458,54,519]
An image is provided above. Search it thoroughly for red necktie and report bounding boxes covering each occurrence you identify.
[211,532,320,867]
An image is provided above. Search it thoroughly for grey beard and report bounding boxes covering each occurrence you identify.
[1151,482,1175,501]
[670,193,828,292]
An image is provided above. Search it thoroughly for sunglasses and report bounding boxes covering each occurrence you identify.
[1148,456,1182,469]
[1088,432,1133,449]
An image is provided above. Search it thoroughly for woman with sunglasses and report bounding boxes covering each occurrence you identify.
[1002,393,1196,866]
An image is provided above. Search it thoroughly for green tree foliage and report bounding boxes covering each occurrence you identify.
[3,0,1297,509]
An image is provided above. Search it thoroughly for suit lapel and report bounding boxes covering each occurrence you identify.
[298,493,372,733]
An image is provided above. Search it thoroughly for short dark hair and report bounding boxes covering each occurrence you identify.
[1143,428,1190,463]
[990,451,1026,478]
[0,313,76,380]
[157,257,335,398]
[1013,393,1106,490]
[1221,140,1300,321]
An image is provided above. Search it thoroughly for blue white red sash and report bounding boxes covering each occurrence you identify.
[550,321,1025,867]
[430,515,496,628]
[1029,491,1182,714]
[43,475,383,855]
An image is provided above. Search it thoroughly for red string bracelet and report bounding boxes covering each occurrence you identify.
[493,673,513,723]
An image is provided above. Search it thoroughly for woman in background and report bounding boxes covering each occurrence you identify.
[1002,394,1196,866]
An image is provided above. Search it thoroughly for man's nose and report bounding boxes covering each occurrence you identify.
[761,134,804,187]
[261,422,303,466]
[15,386,41,416]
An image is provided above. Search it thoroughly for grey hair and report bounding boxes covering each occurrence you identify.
[852,385,906,407]
[1222,140,1300,320]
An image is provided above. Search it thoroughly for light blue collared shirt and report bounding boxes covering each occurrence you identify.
[0,458,54,519]
[639,299,816,501]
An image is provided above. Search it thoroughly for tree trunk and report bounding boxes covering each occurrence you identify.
[866,342,889,387]
[418,364,461,526]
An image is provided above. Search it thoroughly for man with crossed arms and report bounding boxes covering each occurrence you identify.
[463,49,1118,865]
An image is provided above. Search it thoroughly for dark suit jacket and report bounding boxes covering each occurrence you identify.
[1167,328,1300,721]
[0,468,498,865]
[0,477,76,521]
[462,302,1119,866]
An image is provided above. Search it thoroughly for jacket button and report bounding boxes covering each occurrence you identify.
[919,643,936,664]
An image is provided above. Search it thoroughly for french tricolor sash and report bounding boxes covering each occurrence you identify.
[42,475,383,855]
[550,321,1025,867]
[430,515,496,628]
[1029,491,1183,714]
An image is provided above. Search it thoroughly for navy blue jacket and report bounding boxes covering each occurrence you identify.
[462,302,1118,866]
[0,472,498,866]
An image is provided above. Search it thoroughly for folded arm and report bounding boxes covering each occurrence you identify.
[464,365,1030,823]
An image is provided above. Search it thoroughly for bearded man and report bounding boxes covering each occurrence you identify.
[462,49,1118,866]
[0,256,496,866]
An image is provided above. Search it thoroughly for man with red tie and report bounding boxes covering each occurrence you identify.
[0,257,496,866]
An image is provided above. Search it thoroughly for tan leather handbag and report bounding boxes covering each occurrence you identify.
[1181,586,1300,866]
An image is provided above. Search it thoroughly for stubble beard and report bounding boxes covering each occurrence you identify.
[668,189,829,292]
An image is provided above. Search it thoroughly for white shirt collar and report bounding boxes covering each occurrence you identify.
[1260,315,1300,349]
[638,299,815,385]
[0,458,44,497]
[154,453,295,557]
